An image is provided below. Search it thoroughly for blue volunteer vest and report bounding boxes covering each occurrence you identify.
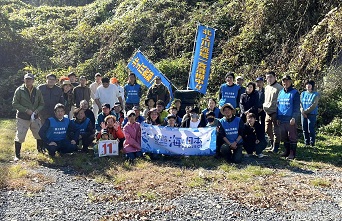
[301,91,318,115]
[202,107,221,118]
[124,84,141,104]
[46,117,70,141]
[219,117,242,144]
[72,118,90,135]
[219,84,240,108]
[277,89,298,119]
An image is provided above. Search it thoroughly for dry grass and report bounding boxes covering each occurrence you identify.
[1,119,341,212]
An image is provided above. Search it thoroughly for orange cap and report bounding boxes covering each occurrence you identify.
[111,77,118,84]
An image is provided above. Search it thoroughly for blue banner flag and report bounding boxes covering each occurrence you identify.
[188,25,215,94]
[141,123,217,156]
[127,51,173,108]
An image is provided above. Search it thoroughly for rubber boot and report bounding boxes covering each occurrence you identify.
[272,142,280,153]
[281,142,290,157]
[14,141,22,161]
[287,143,297,160]
[37,139,44,153]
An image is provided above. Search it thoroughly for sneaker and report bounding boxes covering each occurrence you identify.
[13,156,20,162]
[257,153,266,158]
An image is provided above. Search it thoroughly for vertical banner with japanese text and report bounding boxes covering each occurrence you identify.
[188,25,215,94]
[141,123,217,156]
[127,51,173,108]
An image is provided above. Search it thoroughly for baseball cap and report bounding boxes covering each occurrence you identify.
[282,75,292,81]
[236,76,244,80]
[102,103,110,109]
[24,73,34,79]
[132,106,140,110]
[113,102,121,107]
[127,110,136,117]
[256,77,264,82]
[95,73,101,77]
[167,114,176,119]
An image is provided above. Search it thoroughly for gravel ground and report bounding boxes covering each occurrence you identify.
[1,165,342,221]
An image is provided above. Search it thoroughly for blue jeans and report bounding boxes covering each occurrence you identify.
[301,114,317,145]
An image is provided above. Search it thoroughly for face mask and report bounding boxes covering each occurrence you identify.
[207,118,214,123]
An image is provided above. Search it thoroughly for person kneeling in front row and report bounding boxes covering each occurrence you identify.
[39,103,77,156]
[218,103,244,163]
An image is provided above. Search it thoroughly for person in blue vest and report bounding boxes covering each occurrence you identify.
[199,98,222,127]
[277,75,300,159]
[218,72,242,109]
[71,108,95,152]
[218,103,244,163]
[38,103,77,156]
[300,80,319,147]
[124,73,142,112]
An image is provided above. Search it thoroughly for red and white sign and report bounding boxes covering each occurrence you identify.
[98,140,119,157]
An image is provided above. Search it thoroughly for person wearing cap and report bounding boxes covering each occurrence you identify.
[239,82,259,123]
[73,75,91,108]
[300,80,319,147]
[236,76,246,94]
[90,73,102,115]
[123,110,143,162]
[147,76,171,106]
[38,103,78,156]
[263,71,283,153]
[58,76,69,86]
[97,115,125,150]
[218,72,242,109]
[61,80,74,118]
[95,77,123,112]
[142,97,156,118]
[256,77,266,131]
[122,105,145,127]
[277,75,300,159]
[124,73,142,112]
[71,107,94,152]
[145,108,162,125]
[199,98,223,127]
[218,103,244,163]
[181,106,201,128]
[165,114,178,127]
[38,73,64,124]
[93,128,109,157]
[171,98,185,118]
[12,73,45,160]
[68,72,79,87]
[156,100,168,125]
[112,102,125,126]
[95,103,114,132]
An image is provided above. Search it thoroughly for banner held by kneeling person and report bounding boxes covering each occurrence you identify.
[98,140,119,157]
[141,123,216,156]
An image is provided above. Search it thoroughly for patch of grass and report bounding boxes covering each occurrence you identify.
[9,164,28,179]
[219,163,236,172]
[137,191,157,201]
[244,165,274,176]
[310,178,331,187]
[188,176,205,188]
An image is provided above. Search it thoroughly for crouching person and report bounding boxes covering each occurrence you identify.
[38,104,77,156]
[71,108,95,152]
[218,103,244,163]
[123,110,143,162]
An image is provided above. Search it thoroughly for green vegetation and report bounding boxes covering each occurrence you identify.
[1,0,342,132]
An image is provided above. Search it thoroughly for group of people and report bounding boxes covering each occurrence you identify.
[12,70,319,163]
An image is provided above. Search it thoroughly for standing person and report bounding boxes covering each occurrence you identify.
[111,77,125,111]
[12,73,45,161]
[147,76,170,106]
[218,103,244,163]
[124,73,142,112]
[123,110,143,162]
[95,77,123,111]
[38,104,77,157]
[68,72,79,87]
[277,75,300,159]
[80,100,95,127]
[61,80,74,118]
[300,80,319,147]
[218,72,241,108]
[236,76,246,94]
[256,77,266,131]
[38,74,64,124]
[263,71,283,153]
[239,82,259,123]
[73,75,91,108]
[90,73,102,115]
[199,98,222,127]
[71,108,94,152]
